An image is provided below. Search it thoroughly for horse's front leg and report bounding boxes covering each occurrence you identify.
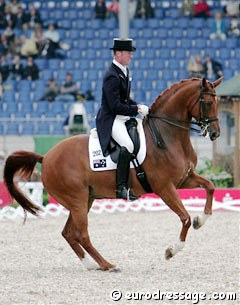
[181,171,215,230]
[158,186,191,260]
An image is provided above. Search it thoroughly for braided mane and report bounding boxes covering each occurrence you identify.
[150,78,201,112]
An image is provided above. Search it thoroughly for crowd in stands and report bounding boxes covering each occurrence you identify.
[0,0,239,135]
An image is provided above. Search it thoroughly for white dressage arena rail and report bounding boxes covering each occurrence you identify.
[0,182,239,221]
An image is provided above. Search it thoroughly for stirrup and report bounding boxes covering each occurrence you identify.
[117,186,138,201]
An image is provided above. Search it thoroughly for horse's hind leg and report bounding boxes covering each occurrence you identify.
[181,172,215,229]
[159,186,191,260]
[67,199,117,271]
[62,214,99,270]
[62,212,116,271]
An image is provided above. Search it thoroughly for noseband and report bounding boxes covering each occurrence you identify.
[147,79,218,147]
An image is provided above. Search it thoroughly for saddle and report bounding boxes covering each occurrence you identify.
[88,118,152,193]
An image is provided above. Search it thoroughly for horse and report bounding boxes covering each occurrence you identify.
[4,77,222,271]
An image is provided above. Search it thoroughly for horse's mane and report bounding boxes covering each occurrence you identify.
[150,78,201,112]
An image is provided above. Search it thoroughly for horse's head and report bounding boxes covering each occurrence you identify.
[190,77,222,141]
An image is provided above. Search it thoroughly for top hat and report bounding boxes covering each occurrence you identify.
[110,38,136,52]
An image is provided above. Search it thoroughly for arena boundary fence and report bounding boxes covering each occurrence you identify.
[0,182,239,221]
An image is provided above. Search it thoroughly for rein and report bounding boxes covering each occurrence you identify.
[146,79,218,148]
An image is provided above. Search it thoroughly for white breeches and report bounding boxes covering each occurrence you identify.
[112,115,134,153]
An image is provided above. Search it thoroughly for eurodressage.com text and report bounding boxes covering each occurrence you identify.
[110,289,237,303]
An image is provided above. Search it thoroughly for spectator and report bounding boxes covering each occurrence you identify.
[194,0,210,18]
[210,11,226,40]
[3,26,15,45]
[129,0,137,19]
[94,0,107,20]
[135,0,155,19]
[223,0,240,18]
[19,34,38,58]
[0,0,6,14]
[107,0,119,19]
[0,54,10,82]
[179,0,194,18]
[187,54,205,78]
[23,56,39,80]
[227,18,240,38]
[5,5,15,28]
[0,11,7,29]
[14,5,28,29]
[0,34,9,55]
[25,3,42,29]
[41,38,59,59]
[11,54,24,80]
[31,24,44,54]
[55,72,79,102]
[0,79,2,99]
[203,55,223,81]
[42,23,67,57]
[9,0,22,16]
[39,78,60,102]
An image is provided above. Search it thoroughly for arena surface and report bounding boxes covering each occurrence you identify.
[0,211,239,305]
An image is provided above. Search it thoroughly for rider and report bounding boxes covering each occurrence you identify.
[96,38,149,201]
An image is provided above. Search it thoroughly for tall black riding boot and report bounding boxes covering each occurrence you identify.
[116,146,138,201]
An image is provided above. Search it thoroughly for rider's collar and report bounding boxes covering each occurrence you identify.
[113,59,127,77]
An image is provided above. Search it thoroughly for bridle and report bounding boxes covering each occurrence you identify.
[146,79,218,148]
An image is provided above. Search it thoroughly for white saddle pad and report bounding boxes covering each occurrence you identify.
[89,118,146,171]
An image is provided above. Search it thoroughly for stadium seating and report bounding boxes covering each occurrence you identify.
[0,0,238,136]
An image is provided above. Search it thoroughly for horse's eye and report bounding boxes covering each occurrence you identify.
[205,102,213,108]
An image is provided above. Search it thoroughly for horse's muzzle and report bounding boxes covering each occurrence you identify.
[208,125,220,141]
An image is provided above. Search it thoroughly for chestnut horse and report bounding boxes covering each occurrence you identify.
[4,77,222,271]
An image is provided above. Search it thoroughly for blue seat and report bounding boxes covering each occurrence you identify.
[219,48,231,60]
[41,69,53,81]
[74,19,86,29]
[5,102,19,114]
[36,102,50,115]
[58,19,71,29]
[52,9,64,20]
[48,59,61,70]
[104,18,117,29]
[67,9,78,20]
[152,59,165,69]
[64,59,75,70]
[147,18,159,29]
[2,90,15,103]
[68,29,79,40]
[21,122,35,135]
[165,38,178,48]
[50,101,65,114]
[132,18,147,29]
[6,122,20,135]
[50,122,64,135]
[176,17,189,29]
[223,69,234,80]
[192,18,205,29]
[36,122,51,135]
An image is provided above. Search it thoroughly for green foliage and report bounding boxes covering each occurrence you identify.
[197,158,233,187]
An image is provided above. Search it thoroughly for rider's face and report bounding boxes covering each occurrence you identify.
[116,50,133,66]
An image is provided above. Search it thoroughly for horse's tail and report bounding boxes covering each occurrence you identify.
[4,151,44,217]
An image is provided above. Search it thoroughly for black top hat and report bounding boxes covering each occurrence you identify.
[110,38,136,52]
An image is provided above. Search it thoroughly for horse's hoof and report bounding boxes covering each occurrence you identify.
[193,216,201,230]
[165,247,174,260]
[109,266,121,273]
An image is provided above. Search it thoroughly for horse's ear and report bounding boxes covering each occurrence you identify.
[202,78,207,87]
[213,77,223,88]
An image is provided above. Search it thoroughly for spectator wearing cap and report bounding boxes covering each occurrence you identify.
[95,38,149,201]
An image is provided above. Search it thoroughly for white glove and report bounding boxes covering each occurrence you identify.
[138,104,149,117]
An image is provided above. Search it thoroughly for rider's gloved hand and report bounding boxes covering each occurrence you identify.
[138,104,149,117]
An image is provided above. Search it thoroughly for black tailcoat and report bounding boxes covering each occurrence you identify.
[96,63,138,156]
